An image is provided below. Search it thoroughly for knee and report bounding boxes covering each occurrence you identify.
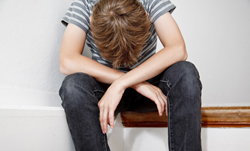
[169,61,202,97]
[59,72,95,101]
[173,61,199,78]
[178,62,202,112]
[180,61,201,89]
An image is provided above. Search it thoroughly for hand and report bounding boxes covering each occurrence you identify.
[132,82,167,116]
[98,82,124,134]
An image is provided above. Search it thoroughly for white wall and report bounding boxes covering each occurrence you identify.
[170,0,250,106]
[1,1,250,151]
[0,0,70,93]
[0,0,250,106]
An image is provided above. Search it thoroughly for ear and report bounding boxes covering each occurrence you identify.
[145,11,148,16]
[89,16,92,22]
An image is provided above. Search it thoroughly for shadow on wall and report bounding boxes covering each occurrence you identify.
[82,45,92,59]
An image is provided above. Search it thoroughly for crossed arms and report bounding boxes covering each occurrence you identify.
[59,12,187,134]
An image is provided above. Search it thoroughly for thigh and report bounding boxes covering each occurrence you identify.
[59,72,109,106]
[59,73,111,151]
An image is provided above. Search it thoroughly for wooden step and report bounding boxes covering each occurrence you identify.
[121,106,250,127]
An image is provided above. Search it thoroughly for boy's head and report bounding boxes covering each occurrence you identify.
[90,0,152,69]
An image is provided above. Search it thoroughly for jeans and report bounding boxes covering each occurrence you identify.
[59,61,202,151]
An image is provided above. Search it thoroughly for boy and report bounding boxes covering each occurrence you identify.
[59,0,202,150]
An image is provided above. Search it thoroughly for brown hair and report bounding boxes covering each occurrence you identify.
[90,0,152,69]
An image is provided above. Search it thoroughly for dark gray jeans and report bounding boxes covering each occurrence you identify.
[59,61,202,151]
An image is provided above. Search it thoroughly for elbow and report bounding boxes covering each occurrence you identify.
[59,65,67,75]
[179,43,188,61]
[167,42,187,62]
[59,57,71,75]
[183,47,188,61]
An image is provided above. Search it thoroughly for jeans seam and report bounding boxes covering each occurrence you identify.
[103,134,108,151]
[91,89,109,150]
[169,98,174,151]
[93,89,105,93]
[160,80,171,89]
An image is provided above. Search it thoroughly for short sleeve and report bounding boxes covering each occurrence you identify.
[147,0,176,23]
[61,0,90,33]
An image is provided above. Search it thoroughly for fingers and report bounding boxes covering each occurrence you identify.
[98,101,108,134]
[109,111,115,129]
[134,82,168,117]
[102,108,108,134]
[99,102,115,134]
[159,90,167,116]
[156,94,164,116]
[154,87,167,116]
[97,84,124,134]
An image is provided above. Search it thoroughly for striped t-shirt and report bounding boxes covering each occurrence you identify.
[61,0,176,72]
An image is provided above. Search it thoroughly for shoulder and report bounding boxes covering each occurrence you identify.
[73,0,90,7]
[72,0,95,9]
[143,0,176,23]
[61,0,97,33]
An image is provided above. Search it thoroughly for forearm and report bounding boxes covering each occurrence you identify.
[98,46,186,133]
[115,45,187,89]
[60,54,125,84]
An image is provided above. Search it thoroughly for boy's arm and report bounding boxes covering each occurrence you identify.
[99,12,187,133]
[60,24,161,110]
[60,23,125,84]
[60,23,165,132]
[60,24,160,97]
[117,12,187,88]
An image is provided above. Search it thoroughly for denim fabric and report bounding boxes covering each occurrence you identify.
[59,61,202,151]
